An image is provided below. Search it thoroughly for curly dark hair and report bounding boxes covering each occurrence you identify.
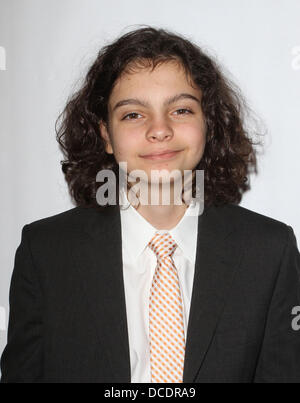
[56,25,264,210]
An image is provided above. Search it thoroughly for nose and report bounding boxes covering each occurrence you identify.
[146,117,174,142]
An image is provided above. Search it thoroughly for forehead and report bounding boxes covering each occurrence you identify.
[109,59,199,100]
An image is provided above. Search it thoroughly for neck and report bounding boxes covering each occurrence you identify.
[125,181,188,230]
[135,202,188,230]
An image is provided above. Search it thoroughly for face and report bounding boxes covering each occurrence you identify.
[100,60,207,187]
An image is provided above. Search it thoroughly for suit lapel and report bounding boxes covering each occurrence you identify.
[76,203,245,383]
[183,203,245,382]
[76,205,131,382]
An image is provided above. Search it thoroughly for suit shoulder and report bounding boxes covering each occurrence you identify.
[226,203,288,225]
[23,206,103,240]
[219,204,299,271]
[223,203,293,242]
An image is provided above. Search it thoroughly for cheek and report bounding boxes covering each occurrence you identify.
[111,130,140,161]
[184,123,206,153]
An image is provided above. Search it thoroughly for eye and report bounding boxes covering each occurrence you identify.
[173,108,193,116]
[122,112,142,121]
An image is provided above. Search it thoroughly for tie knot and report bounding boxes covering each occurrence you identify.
[148,232,177,260]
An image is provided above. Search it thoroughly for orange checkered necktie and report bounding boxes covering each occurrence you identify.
[148,232,186,383]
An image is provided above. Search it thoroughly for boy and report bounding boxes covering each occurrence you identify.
[1,27,300,383]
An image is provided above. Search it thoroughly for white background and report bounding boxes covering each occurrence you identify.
[0,0,300,369]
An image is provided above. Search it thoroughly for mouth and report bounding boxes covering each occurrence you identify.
[140,149,182,160]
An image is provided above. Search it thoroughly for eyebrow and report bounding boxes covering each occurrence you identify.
[112,93,201,112]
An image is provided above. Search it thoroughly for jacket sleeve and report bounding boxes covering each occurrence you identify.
[0,225,43,383]
[254,225,300,383]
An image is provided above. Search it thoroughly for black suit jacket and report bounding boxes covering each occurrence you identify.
[1,203,300,383]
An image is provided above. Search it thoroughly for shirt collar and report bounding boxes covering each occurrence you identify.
[119,187,200,264]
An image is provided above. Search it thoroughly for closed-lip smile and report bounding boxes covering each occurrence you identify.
[140,149,182,159]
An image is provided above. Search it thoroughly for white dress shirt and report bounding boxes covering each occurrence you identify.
[119,188,200,383]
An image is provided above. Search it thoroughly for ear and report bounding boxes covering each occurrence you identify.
[99,120,113,154]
